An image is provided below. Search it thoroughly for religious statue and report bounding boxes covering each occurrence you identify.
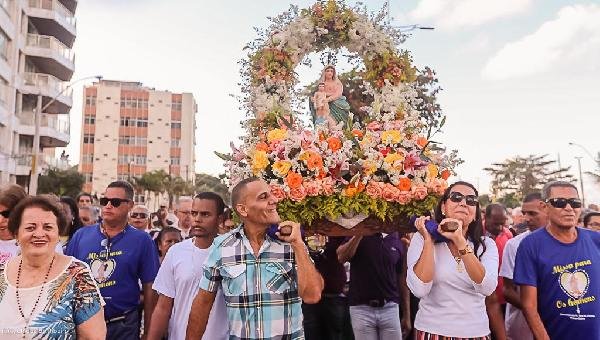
[309,65,351,128]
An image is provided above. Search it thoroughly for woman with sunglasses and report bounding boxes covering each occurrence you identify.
[407,181,499,340]
[0,184,28,266]
[0,196,105,339]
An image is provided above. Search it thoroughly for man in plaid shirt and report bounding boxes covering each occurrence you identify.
[186,178,324,339]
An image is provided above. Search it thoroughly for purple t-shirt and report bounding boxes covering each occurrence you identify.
[348,233,404,306]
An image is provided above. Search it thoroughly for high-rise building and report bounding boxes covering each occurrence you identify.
[0,0,76,185]
[80,80,197,203]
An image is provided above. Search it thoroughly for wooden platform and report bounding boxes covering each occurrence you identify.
[305,215,416,236]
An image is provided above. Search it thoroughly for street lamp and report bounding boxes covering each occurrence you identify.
[29,75,103,195]
[569,142,599,163]
[575,156,586,207]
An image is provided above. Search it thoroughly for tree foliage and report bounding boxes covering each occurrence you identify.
[484,154,575,203]
[195,173,231,204]
[38,166,84,198]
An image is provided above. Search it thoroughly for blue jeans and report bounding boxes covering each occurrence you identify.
[350,302,402,340]
[106,309,140,340]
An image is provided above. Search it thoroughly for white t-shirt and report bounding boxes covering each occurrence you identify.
[152,238,228,340]
[0,240,63,266]
[407,233,499,338]
[499,230,533,340]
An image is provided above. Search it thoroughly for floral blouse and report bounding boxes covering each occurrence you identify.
[0,258,104,339]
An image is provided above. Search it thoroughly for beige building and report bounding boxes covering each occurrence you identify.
[79,80,196,205]
[0,0,76,185]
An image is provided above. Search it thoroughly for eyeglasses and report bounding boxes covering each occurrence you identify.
[99,197,130,207]
[545,198,582,209]
[130,212,148,219]
[447,192,478,206]
[0,210,10,218]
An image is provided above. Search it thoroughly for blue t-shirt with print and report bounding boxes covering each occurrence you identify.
[65,223,160,319]
[513,227,600,339]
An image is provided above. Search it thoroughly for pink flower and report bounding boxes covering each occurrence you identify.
[366,121,382,131]
[365,181,384,199]
[403,151,427,175]
[382,183,399,202]
[304,180,322,196]
[321,177,335,195]
[396,190,412,205]
[384,120,404,130]
[412,184,428,200]
[428,179,448,195]
[270,184,287,202]
[289,185,307,202]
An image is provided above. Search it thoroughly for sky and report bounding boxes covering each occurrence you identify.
[64,0,600,203]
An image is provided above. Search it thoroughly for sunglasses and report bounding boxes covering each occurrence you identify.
[130,212,148,219]
[0,210,10,218]
[99,197,130,207]
[545,198,582,209]
[447,192,478,206]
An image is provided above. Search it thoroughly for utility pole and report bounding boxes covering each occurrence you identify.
[28,94,42,194]
[575,157,586,207]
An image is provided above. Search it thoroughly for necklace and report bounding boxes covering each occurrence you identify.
[15,254,56,337]
[453,256,464,273]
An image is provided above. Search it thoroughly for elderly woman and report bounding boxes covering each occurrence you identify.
[407,181,499,340]
[0,184,28,266]
[0,196,105,339]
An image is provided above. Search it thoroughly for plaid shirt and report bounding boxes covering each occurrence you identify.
[199,226,304,340]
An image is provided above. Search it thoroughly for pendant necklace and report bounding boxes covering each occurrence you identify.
[453,255,464,273]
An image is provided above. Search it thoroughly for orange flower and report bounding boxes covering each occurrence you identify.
[306,153,323,170]
[255,142,269,152]
[327,137,342,152]
[286,172,303,189]
[397,177,412,192]
[416,136,428,148]
[345,181,365,197]
[352,129,364,139]
[441,169,451,180]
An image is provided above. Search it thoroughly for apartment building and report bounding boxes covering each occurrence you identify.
[80,80,196,203]
[0,0,76,186]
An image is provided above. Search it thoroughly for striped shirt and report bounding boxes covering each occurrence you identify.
[199,226,304,340]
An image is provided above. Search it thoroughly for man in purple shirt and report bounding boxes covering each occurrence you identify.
[337,233,411,340]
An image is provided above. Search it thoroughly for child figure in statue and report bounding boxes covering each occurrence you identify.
[312,82,336,128]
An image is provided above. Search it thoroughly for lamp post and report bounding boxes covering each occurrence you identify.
[575,157,586,207]
[29,75,102,195]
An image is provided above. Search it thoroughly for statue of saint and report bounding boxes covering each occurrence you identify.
[309,65,351,128]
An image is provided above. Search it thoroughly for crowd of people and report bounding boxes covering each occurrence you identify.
[0,178,598,340]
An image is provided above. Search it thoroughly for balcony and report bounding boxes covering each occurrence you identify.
[25,34,75,81]
[18,111,70,147]
[20,72,73,113]
[26,0,76,47]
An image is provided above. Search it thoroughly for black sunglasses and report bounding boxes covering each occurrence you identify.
[0,210,10,218]
[545,198,582,209]
[99,197,130,207]
[447,192,478,206]
[130,212,148,219]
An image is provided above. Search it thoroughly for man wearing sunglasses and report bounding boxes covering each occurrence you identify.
[513,181,600,340]
[66,180,160,340]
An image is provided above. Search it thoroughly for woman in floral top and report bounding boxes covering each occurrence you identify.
[0,196,105,339]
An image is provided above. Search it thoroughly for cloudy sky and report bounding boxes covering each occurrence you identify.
[65,0,600,202]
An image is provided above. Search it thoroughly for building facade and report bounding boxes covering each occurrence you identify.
[0,0,76,186]
[79,80,196,204]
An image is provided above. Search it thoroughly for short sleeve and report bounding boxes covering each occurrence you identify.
[513,237,538,287]
[152,247,176,298]
[499,238,518,280]
[64,230,80,257]
[73,262,104,325]
[138,233,160,284]
[198,244,223,293]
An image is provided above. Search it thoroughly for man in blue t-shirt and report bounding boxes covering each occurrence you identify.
[66,180,160,339]
[514,181,600,340]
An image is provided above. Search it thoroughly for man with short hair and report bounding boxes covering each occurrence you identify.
[583,211,600,231]
[148,192,229,340]
[174,196,193,238]
[485,203,513,310]
[186,178,324,339]
[79,205,99,226]
[66,180,160,339]
[77,192,93,208]
[514,181,600,339]
[500,192,548,340]
[129,205,150,232]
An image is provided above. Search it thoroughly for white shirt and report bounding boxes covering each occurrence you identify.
[0,240,63,266]
[152,238,228,340]
[499,230,533,340]
[407,233,499,338]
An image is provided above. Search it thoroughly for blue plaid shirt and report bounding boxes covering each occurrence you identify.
[199,226,304,340]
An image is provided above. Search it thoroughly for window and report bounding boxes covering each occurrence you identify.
[84,115,95,125]
[120,97,148,109]
[82,154,94,163]
[170,157,180,165]
[0,29,9,61]
[83,173,93,182]
[120,117,148,127]
[85,95,97,106]
[172,100,182,111]
[170,139,180,147]
[134,194,146,204]
[118,136,146,145]
[117,174,129,181]
[117,155,130,164]
[135,155,147,165]
[83,134,94,144]
[171,122,181,129]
